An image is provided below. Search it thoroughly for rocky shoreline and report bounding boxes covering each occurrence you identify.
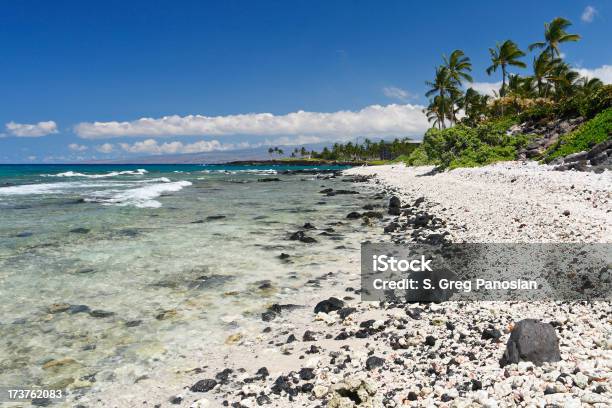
[77,163,610,408]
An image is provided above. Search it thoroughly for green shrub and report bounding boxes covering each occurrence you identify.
[412,118,528,169]
[545,107,612,161]
[403,146,432,166]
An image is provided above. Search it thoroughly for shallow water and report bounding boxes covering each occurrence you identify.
[0,164,379,402]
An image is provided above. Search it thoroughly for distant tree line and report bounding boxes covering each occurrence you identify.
[269,137,419,161]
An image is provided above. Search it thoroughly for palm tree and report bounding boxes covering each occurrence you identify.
[443,49,473,124]
[530,52,560,97]
[486,40,527,97]
[425,66,455,128]
[267,147,274,157]
[576,77,603,96]
[424,95,448,130]
[461,88,489,125]
[547,62,580,99]
[529,17,580,59]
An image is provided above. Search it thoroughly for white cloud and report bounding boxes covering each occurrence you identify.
[68,143,88,152]
[382,86,414,101]
[96,143,114,153]
[118,139,244,155]
[581,6,597,23]
[5,121,58,137]
[575,65,612,84]
[27,155,37,161]
[470,81,502,97]
[74,104,428,140]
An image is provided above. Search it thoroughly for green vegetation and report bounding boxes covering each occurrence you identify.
[406,118,532,168]
[284,138,419,163]
[544,108,612,161]
[415,16,610,169]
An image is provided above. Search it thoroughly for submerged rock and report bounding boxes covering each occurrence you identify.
[89,309,115,318]
[289,230,317,243]
[69,227,90,234]
[500,319,561,367]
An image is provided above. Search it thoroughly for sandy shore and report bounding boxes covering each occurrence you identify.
[79,162,611,408]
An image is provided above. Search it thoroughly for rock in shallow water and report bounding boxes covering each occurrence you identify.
[500,319,561,367]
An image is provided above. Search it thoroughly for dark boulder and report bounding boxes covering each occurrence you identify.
[346,212,362,219]
[388,196,401,215]
[314,297,344,314]
[500,319,561,367]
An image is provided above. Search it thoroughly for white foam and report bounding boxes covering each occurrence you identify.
[0,181,130,196]
[85,180,192,208]
[45,169,149,178]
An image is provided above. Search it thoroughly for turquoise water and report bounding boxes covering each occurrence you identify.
[0,163,377,404]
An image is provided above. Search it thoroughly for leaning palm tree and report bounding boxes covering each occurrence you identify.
[486,40,527,97]
[529,17,580,59]
[443,49,473,124]
[425,66,455,128]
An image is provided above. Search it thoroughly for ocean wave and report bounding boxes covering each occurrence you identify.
[44,169,149,178]
[199,169,277,175]
[85,180,192,208]
[0,181,131,196]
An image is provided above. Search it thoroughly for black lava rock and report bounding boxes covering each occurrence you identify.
[190,378,217,392]
[365,356,385,370]
[346,212,362,219]
[314,297,344,314]
[337,307,356,320]
[303,330,317,341]
[425,335,436,346]
[482,327,502,341]
[298,368,315,381]
[500,319,561,367]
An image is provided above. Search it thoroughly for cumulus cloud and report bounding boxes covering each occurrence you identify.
[68,143,88,152]
[118,139,246,155]
[382,87,415,101]
[581,6,597,23]
[470,81,502,97]
[575,65,612,84]
[5,121,58,137]
[96,143,114,153]
[74,104,428,140]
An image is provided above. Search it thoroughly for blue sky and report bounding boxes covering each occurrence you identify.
[1,0,610,162]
